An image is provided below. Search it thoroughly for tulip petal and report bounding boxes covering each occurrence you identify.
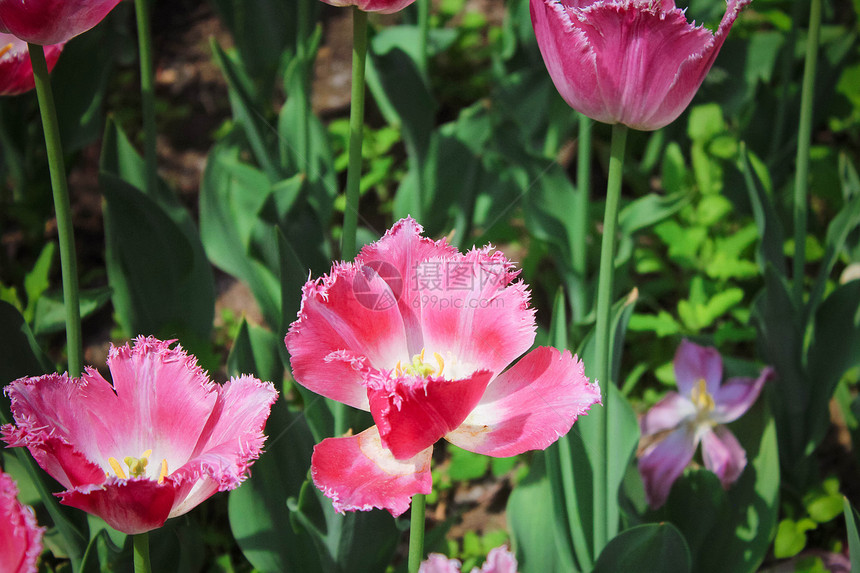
[419,554,463,573]
[713,367,774,424]
[0,471,43,573]
[638,425,697,508]
[368,370,493,459]
[674,339,723,396]
[59,478,177,535]
[416,246,536,379]
[640,392,695,436]
[103,338,220,472]
[0,0,122,45]
[480,545,519,573]
[319,0,417,13]
[169,375,278,517]
[446,347,600,457]
[286,259,414,410]
[701,426,747,488]
[311,426,432,517]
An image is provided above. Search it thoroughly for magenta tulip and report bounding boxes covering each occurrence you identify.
[0,0,122,45]
[0,33,62,96]
[2,337,278,534]
[530,0,751,130]
[638,340,773,508]
[317,0,417,13]
[286,218,601,516]
[0,470,44,573]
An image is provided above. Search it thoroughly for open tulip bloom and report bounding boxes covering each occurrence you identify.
[638,340,773,508]
[0,0,122,45]
[2,337,278,534]
[286,218,601,516]
[0,32,62,96]
[420,545,518,573]
[0,470,44,573]
[530,0,752,130]
[317,0,417,14]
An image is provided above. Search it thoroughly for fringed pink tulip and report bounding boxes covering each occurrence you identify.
[420,546,518,573]
[0,0,122,45]
[318,0,417,14]
[0,33,62,96]
[638,339,773,508]
[0,470,44,573]
[2,336,278,534]
[286,218,600,516]
[530,0,752,130]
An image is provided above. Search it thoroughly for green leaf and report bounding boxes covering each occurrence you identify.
[448,445,490,482]
[774,518,817,559]
[843,498,860,573]
[227,318,284,385]
[100,120,215,345]
[593,523,690,573]
[806,280,860,447]
[507,451,576,572]
[32,287,112,337]
[22,241,55,324]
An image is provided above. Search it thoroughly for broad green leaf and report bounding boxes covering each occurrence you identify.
[22,241,54,324]
[773,518,817,559]
[592,523,690,573]
[507,450,576,572]
[32,287,112,337]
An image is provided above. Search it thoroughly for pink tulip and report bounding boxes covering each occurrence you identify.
[0,0,122,45]
[317,0,417,14]
[530,0,751,130]
[420,546,518,573]
[2,336,278,534]
[638,340,773,508]
[286,218,601,516]
[0,470,44,573]
[0,33,62,96]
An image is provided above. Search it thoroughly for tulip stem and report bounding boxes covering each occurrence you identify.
[28,43,83,379]
[134,0,158,198]
[571,114,592,321]
[133,532,152,573]
[593,122,627,555]
[417,0,430,75]
[793,0,821,307]
[408,493,427,573]
[341,7,368,263]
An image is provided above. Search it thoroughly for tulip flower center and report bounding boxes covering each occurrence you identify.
[690,378,716,422]
[0,44,13,60]
[106,449,170,483]
[394,348,445,379]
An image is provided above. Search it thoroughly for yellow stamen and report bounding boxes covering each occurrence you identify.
[434,352,445,376]
[108,457,127,479]
[142,449,152,458]
[0,43,13,60]
[158,459,169,484]
[691,378,715,414]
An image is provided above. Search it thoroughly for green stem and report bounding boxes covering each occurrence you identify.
[134,0,158,197]
[593,123,628,556]
[571,115,592,321]
[408,493,427,573]
[29,43,83,378]
[336,7,368,438]
[417,0,430,75]
[133,532,152,573]
[340,7,368,263]
[792,0,821,306]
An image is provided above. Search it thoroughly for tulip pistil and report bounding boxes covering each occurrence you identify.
[690,378,716,420]
[105,449,169,482]
[394,349,445,378]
